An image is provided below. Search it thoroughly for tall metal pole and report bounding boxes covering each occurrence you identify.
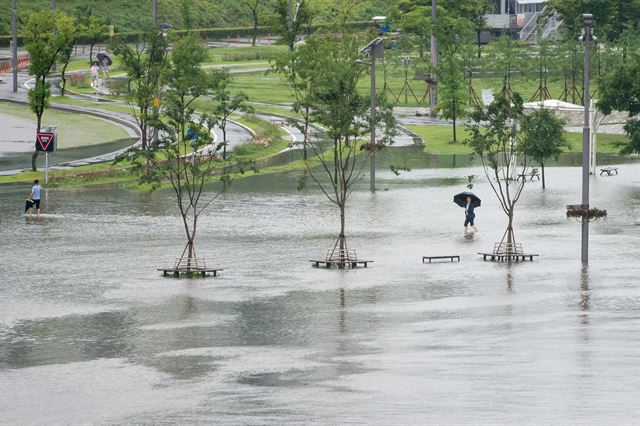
[430,0,438,117]
[152,0,158,26]
[370,55,376,192]
[581,14,592,264]
[11,0,18,93]
[51,0,57,72]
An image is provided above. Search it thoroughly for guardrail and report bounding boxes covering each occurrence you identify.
[0,54,29,74]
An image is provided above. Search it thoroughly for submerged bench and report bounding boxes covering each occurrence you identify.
[310,248,371,269]
[600,167,618,176]
[478,253,539,262]
[157,267,223,277]
[310,259,372,268]
[158,257,223,277]
[479,242,538,262]
[422,255,460,263]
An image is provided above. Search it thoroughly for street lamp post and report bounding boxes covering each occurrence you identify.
[581,13,593,263]
[430,0,438,117]
[11,0,17,93]
[358,38,384,192]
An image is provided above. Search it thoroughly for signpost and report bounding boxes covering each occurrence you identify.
[36,131,56,184]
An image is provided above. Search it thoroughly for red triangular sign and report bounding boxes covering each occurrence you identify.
[37,133,54,151]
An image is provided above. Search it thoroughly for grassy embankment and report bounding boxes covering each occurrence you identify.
[408,125,630,155]
[0,103,299,188]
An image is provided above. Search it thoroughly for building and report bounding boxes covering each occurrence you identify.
[485,0,555,40]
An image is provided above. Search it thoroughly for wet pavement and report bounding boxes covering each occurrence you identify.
[0,163,638,424]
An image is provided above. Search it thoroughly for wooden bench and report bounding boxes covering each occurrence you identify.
[158,257,223,277]
[478,242,538,262]
[310,248,372,269]
[600,167,618,176]
[517,171,540,182]
[157,267,223,277]
[422,255,460,263]
[310,259,372,268]
[478,253,539,262]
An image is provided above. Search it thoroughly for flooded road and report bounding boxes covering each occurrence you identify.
[1,164,639,424]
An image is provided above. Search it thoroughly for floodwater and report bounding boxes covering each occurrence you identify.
[0,164,639,425]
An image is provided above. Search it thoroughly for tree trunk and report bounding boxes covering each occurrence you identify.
[89,42,94,63]
[252,10,258,46]
[476,30,481,59]
[61,62,69,96]
[541,161,546,189]
[506,211,515,252]
[338,200,347,267]
[32,112,43,171]
[303,106,309,160]
[452,104,457,143]
[222,127,227,160]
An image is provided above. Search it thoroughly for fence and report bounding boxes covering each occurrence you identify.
[0,53,30,74]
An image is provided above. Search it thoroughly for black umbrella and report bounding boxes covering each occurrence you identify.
[453,192,481,208]
[96,52,112,66]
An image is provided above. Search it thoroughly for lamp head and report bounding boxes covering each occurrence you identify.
[582,13,593,26]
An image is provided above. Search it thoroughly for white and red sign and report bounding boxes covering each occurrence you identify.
[36,132,55,152]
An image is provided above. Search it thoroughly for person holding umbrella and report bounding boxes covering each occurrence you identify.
[453,192,481,235]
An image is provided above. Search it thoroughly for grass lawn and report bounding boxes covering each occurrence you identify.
[0,101,131,149]
[407,125,473,154]
[408,124,629,155]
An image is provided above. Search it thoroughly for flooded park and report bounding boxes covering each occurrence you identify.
[1,164,638,424]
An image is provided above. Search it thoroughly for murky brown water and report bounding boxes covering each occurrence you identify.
[1,164,639,424]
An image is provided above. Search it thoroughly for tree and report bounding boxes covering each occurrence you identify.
[22,11,71,170]
[465,93,529,252]
[520,108,569,189]
[243,0,265,46]
[488,34,519,102]
[270,0,312,51]
[114,30,169,153]
[272,43,318,159]
[301,32,396,261]
[57,15,80,97]
[81,16,107,63]
[437,39,467,143]
[118,35,240,269]
[210,69,254,160]
[181,0,194,30]
[548,0,640,41]
[597,44,640,154]
[468,1,489,59]
[435,15,471,143]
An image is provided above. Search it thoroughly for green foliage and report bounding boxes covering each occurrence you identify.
[436,33,468,143]
[521,108,568,163]
[548,0,640,41]
[520,108,568,188]
[465,93,527,225]
[210,69,254,158]
[597,42,640,155]
[22,11,75,131]
[113,30,169,149]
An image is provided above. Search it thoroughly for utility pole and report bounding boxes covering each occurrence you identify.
[51,0,57,72]
[11,0,17,93]
[152,0,158,26]
[370,53,377,192]
[581,13,593,264]
[430,0,438,117]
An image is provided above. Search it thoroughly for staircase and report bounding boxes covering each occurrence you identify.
[519,7,563,43]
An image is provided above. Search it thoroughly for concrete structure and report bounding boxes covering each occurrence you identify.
[485,0,557,40]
